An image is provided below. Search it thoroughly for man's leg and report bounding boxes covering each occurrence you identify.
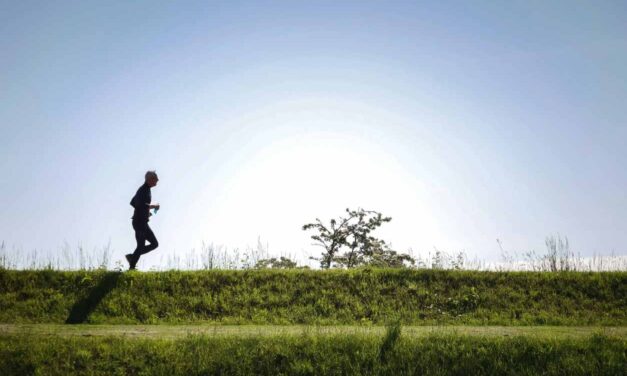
[138,224,159,255]
[128,221,148,269]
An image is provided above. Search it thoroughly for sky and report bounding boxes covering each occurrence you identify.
[1,0,626,268]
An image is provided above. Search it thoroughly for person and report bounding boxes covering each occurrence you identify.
[126,170,160,270]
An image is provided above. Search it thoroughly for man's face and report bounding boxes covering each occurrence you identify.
[148,175,159,187]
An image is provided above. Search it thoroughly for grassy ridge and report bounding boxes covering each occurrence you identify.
[0,269,625,325]
[1,331,625,375]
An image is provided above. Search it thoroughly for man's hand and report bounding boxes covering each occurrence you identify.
[149,204,160,210]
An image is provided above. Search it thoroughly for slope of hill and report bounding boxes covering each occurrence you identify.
[1,269,624,325]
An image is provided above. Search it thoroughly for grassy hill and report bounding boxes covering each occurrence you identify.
[1,269,625,325]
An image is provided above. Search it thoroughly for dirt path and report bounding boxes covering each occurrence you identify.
[1,324,624,339]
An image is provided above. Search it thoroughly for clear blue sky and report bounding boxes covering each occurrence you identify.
[1,1,626,267]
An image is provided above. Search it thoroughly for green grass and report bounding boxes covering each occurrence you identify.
[1,269,625,374]
[1,269,625,325]
[1,330,625,375]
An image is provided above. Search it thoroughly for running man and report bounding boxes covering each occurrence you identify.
[126,170,160,270]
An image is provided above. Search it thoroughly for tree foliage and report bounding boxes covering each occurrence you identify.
[254,257,302,269]
[303,208,414,268]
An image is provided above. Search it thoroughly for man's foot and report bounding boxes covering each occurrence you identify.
[125,254,137,270]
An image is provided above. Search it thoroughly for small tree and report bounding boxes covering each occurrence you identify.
[303,208,414,268]
[366,248,415,268]
[254,256,300,269]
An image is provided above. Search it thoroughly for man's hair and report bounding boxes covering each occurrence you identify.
[145,170,158,181]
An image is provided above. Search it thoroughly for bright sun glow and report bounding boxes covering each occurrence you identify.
[199,131,442,259]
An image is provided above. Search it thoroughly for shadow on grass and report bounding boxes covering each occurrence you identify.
[65,272,122,324]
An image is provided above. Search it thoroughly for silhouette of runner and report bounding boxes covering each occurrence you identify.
[126,170,160,270]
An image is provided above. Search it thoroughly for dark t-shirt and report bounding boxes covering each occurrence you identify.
[130,183,151,221]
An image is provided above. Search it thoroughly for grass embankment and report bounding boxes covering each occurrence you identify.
[1,269,625,325]
[1,330,625,375]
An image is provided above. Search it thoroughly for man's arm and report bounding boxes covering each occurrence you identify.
[138,186,159,210]
[136,187,151,210]
[146,189,159,210]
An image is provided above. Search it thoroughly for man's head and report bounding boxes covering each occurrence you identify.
[145,170,159,187]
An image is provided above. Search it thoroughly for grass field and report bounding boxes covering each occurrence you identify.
[1,269,625,374]
[1,325,625,375]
